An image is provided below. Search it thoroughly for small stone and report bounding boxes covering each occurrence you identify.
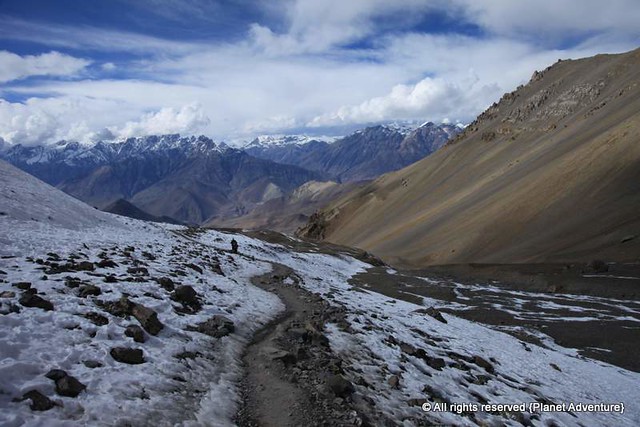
[185,263,202,274]
[156,277,175,291]
[127,267,148,276]
[97,259,118,268]
[110,347,145,364]
[125,324,146,343]
[104,275,118,283]
[45,369,67,381]
[388,375,400,389]
[78,284,101,298]
[75,261,95,272]
[83,360,103,368]
[55,375,86,397]
[399,342,417,356]
[19,293,53,311]
[326,374,354,398]
[172,285,199,306]
[193,315,234,338]
[84,311,109,326]
[21,390,55,411]
[425,307,447,324]
[131,304,164,335]
[12,282,32,290]
[0,290,16,298]
[473,355,495,373]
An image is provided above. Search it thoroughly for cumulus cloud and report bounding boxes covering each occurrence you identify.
[308,74,498,127]
[0,50,90,83]
[114,103,211,139]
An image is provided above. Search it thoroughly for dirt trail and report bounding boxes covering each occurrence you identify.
[235,263,369,427]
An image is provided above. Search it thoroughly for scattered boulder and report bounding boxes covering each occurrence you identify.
[75,261,95,272]
[326,374,354,398]
[84,312,109,326]
[156,277,175,291]
[131,304,164,335]
[0,290,16,298]
[171,285,201,312]
[185,263,202,274]
[104,275,118,283]
[97,259,118,268]
[83,360,103,369]
[12,282,32,290]
[125,324,146,343]
[20,390,55,411]
[127,267,148,276]
[110,347,145,364]
[388,375,400,389]
[424,307,447,324]
[100,296,134,317]
[45,369,86,397]
[473,355,495,373]
[19,293,53,311]
[78,285,101,298]
[192,315,234,338]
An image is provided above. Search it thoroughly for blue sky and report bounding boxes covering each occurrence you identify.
[0,0,639,145]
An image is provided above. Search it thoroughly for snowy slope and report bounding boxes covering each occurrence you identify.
[1,159,638,426]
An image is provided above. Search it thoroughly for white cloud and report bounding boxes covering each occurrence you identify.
[0,50,90,83]
[114,103,211,139]
[0,1,638,144]
[308,74,498,127]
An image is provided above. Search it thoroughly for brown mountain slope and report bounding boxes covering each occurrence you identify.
[207,180,366,233]
[298,48,640,268]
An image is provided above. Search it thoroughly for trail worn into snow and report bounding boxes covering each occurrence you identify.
[236,263,373,426]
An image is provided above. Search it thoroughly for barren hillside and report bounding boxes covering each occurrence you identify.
[299,48,640,267]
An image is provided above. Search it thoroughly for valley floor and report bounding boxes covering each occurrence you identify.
[1,216,639,426]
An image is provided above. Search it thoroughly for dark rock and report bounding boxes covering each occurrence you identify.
[174,351,202,360]
[97,259,118,268]
[141,251,156,261]
[473,356,495,373]
[56,375,86,397]
[185,263,202,274]
[156,277,175,291]
[131,304,164,335]
[172,285,199,307]
[78,285,101,298]
[83,360,103,368]
[64,276,83,288]
[19,293,53,311]
[75,261,95,271]
[388,375,400,389]
[425,307,447,324]
[326,374,354,398]
[0,290,16,298]
[45,369,86,397]
[110,347,145,364]
[104,274,118,283]
[193,315,234,338]
[125,324,146,343]
[399,342,417,356]
[270,350,297,366]
[426,357,446,370]
[127,267,148,276]
[84,311,109,326]
[21,390,55,411]
[45,369,67,381]
[12,282,32,290]
[100,296,134,317]
[407,398,428,407]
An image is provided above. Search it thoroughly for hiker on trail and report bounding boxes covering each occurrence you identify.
[231,238,238,254]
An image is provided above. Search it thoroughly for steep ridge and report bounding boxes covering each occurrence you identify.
[103,199,183,225]
[299,48,640,267]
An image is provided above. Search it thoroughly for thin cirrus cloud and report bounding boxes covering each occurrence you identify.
[0,0,638,146]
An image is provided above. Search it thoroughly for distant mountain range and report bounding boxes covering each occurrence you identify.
[299,48,640,267]
[245,122,461,182]
[0,122,460,226]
